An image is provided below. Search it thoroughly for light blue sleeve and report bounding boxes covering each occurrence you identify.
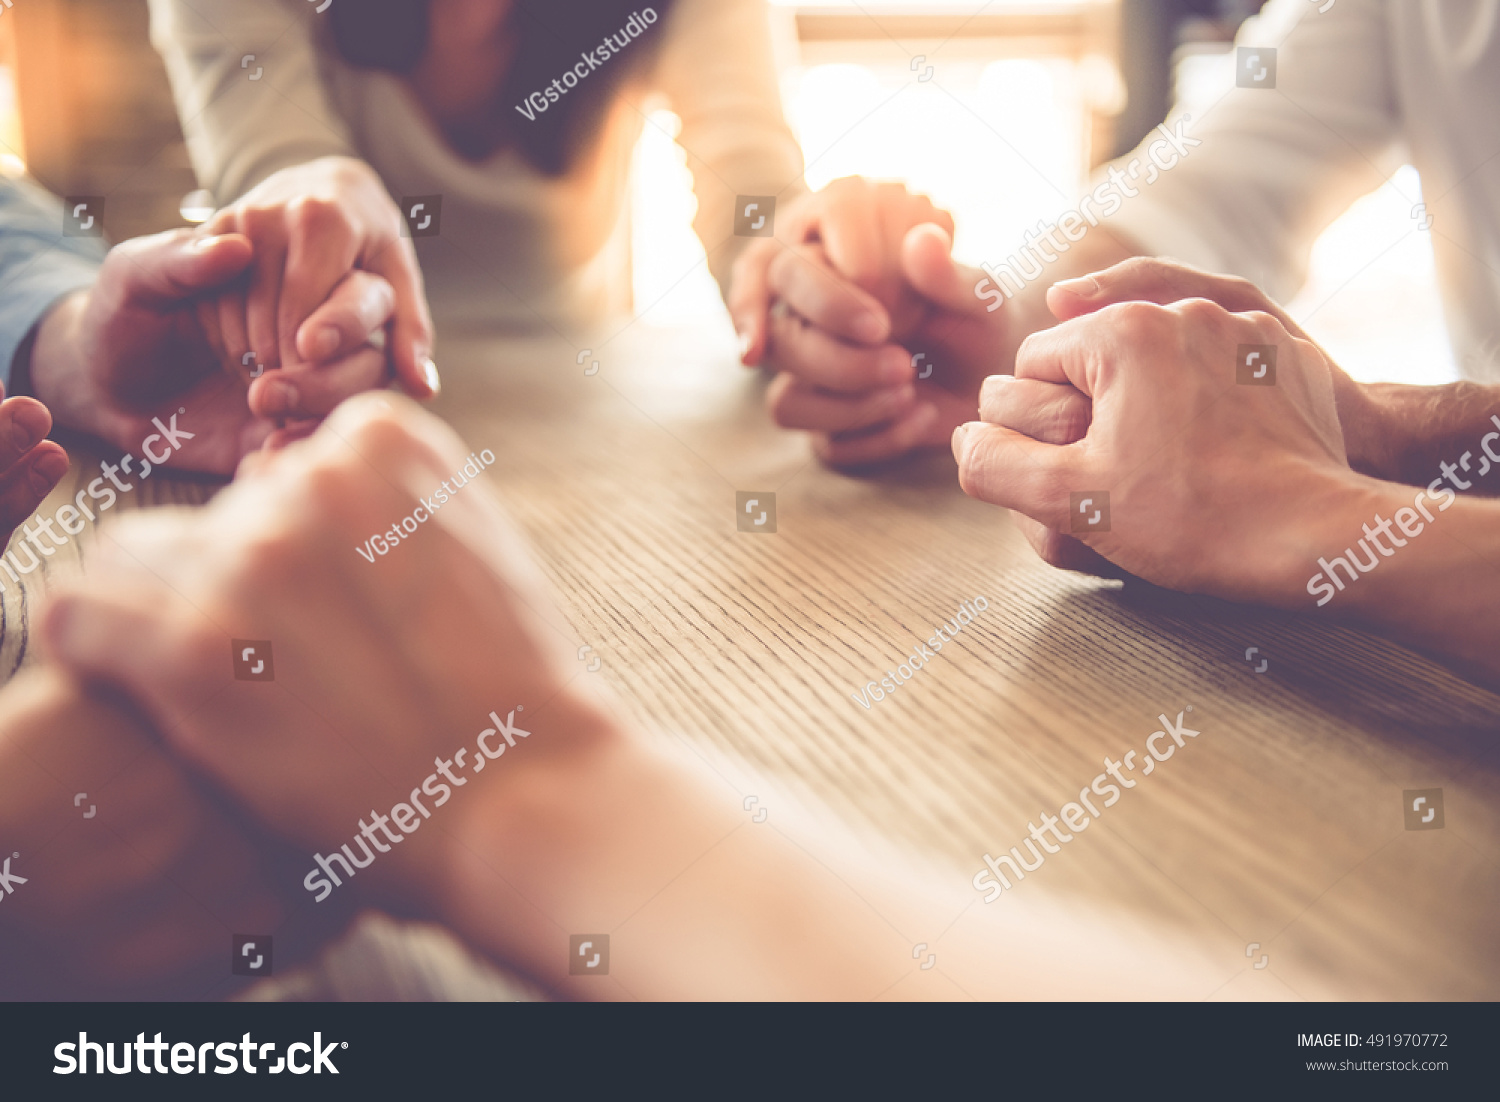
[0,176,105,392]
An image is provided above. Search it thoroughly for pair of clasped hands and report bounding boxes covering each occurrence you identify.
[730,177,1350,605]
[0,158,437,548]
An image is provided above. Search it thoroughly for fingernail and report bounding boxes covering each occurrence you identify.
[853,313,887,344]
[736,327,752,361]
[189,234,225,252]
[11,418,35,453]
[422,357,441,396]
[313,327,341,359]
[1053,274,1101,297]
[951,421,972,460]
[264,379,298,415]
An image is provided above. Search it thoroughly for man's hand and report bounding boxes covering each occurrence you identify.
[27,228,400,475]
[0,384,68,549]
[954,259,1358,607]
[40,394,605,907]
[200,157,437,399]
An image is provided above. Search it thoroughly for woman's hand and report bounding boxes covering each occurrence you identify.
[201,157,439,405]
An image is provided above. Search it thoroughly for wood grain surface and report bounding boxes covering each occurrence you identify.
[12,321,1500,1000]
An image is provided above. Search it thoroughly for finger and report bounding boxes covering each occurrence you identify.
[727,240,776,365]
[977,374,1091,445]
[0,441,69,535]
[241,210,288,371]
[194,298,225,363]
[766,309,912,392]
[106,231,255,308]
[1011,513,1127,579]
[295,271,396,363]
[901,222,987,317]
[278,198,363,367]
[815,176,886,290]
[768,244,889,345]
[1047,255,1307,338]
[767,374,916,433]
[364,235,438,399]
[815,403,940,468]
[217,290,253,376]
[0,396,56,472]
[248,347,389,419]
[1012,304,1158,394]
[897,191,955,241]
[951,420,1085,523]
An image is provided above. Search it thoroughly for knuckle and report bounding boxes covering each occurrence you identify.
[1103,299,1170,340]
[341,401,424,458]
[1174,296,1227,327]
[288,196,348,235]
[1240,309,1287,341]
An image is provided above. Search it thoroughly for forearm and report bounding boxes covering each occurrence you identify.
[432,700,904,1000]
[1309,479,1500,681]
[1342,382,1500,490]
[22,290,103,437]
[148,0,355,201]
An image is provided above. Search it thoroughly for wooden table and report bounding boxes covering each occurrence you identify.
[15,320,1500,1000]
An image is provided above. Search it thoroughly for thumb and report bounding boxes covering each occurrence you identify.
[951,419,1085,526]
[107,231,255,307]
[900,223,982,315]
[1043,255,1307,339]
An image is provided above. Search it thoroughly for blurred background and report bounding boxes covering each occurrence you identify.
[0,0,1454,385]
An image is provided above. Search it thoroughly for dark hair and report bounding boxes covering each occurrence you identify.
[328,1,676,175]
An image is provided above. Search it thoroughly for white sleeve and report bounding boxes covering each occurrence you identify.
[1101,0,1401,303]
[148,0,356,202]
[652,0,806,294]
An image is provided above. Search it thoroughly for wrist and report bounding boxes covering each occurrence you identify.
[1333,375,1407,482]
[425,693,627,946]
[26,290,104,436]
[1291,471,1445,614]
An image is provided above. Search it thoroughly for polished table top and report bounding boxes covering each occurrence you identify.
[15,320,1500,1000]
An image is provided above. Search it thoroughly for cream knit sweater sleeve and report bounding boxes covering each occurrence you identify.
[148,0,356,203]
